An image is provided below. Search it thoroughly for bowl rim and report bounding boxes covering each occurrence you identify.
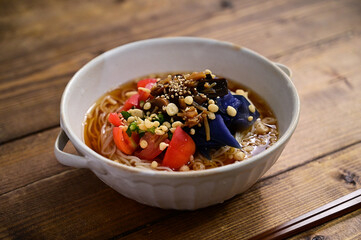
[60,36,300,178]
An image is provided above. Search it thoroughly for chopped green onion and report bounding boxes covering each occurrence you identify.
[168,131,173,140]
[126,127,132,137]
[156,113,165,124]
[121,111,131,120]
[129,122,139,131]
[147,126,156,134]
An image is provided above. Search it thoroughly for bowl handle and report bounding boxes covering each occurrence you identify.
[54,130,89,169]
[274,62,292,78]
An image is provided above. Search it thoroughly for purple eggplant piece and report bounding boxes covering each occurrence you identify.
[190,114,240,159]
[216,91,241,115]
[191,134,222,160]
[232,95,260,131]
[209,114,240,148]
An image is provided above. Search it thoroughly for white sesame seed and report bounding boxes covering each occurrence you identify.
[208,99,215,104]
[248,116,254,122]
[153,121,160,127]
[170,127,176,133]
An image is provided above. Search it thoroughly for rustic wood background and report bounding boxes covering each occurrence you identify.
[1,0,361,239]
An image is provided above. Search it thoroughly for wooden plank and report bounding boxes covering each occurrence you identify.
[0,128,69,195]
[0,169,173,240]
[1,0,361,143]
[1,136,359,239]
[117,143,361,240]
[264,31,361,178]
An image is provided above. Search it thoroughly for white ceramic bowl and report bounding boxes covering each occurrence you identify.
[55,37,300,210]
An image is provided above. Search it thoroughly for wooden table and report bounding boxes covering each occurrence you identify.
[1,0,361,239]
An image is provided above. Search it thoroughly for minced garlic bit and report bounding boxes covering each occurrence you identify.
[184,96,193,105]
[129,109,144,118]
[160,125,168,132]
[138,87,150,93]
[172,121,183,128]
[235,89,248,97]
[166,103,179,116]
[208,112,216,120]
[125,90,138,97]
[170,127,176,133]
[243,146,254,152]
[151,161,158,169]
[208,99,215,105]
[248,104,255,113]
[248,116,254,122]
[159,142,169,151]
[153,121,160,127]
[163,121,171,128]
[144,119,153,128]
[179,165,190,171]
[208,103,219,113]
[227,106,237,117]
[190,128,195,135]
[155,129,165,135]
[204,69,212,75]
[140,140,148,149]
[143,102,151,110]
[127,116,135,123]
[138,123,147,131]
[255,120,270,135]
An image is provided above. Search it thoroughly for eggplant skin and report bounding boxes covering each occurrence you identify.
[190,114,240,159]
[217,92,259,133]
[190,93,260,159]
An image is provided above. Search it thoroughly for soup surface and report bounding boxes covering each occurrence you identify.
[84,70,278,171]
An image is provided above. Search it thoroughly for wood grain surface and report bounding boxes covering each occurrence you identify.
[1,0,360,239]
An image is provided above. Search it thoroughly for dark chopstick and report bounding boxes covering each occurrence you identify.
[249,188,361,240]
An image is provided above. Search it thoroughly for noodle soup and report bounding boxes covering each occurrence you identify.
[84,70,278,171]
